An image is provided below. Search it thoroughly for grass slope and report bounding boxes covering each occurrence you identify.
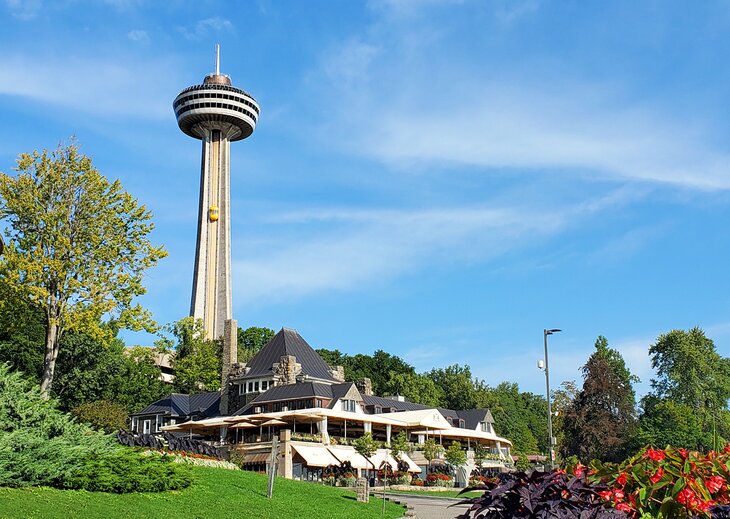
[0,466,405,519]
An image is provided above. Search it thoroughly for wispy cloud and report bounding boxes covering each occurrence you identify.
[0,52,181,119]
[4,0,42,20]
[179,17,234,41]
[232,190,630,305]
[126,29,149,44]
[311,6,730,191]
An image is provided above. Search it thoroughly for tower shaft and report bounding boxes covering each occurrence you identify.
[174,46,258,340]
[190,128,232,340]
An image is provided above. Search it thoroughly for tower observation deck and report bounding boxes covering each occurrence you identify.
[174,45,259,340]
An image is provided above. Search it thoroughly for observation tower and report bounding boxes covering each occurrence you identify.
[174,45,259,340]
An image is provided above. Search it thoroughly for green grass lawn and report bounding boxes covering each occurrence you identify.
[0,467,406,519]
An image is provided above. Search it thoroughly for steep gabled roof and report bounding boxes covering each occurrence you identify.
[132,392,220,418]
[455,409,492,429]
[242,328,337,381]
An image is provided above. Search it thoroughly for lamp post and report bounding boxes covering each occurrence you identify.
[538,328,561,470]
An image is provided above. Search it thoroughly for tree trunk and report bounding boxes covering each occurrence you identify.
[39,312,61,400]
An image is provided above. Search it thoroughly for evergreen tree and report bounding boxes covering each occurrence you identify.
[560,336,637,463]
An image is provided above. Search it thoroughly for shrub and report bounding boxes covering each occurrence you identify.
[63,448,193,493]
[460,470,629,519]
[72,400,128,433]
[0,363,191,492]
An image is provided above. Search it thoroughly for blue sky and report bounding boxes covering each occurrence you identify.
[2,0,730,398]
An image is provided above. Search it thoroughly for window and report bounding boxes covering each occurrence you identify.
[374,406,382,414]
[459,419,465,428]
[342,400,356,412]
[480,421,492,433]
[155,415,161,433]
[254,381,259,392]
[131,417,138,433]
[315,399,324,408]
[170,418,176,425]
[143,419,151,435]
[254,406,262,414]
[239,383,245,395]
[261,380,268,391]
[248,382,253,392]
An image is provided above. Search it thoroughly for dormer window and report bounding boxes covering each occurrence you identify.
[342,400,356,412]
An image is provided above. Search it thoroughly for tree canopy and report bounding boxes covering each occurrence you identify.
[0,142,166,397]
[560,336,637,463]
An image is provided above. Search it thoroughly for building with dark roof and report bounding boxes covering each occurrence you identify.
[225,328,345,412]
[131,392,220,435]
[134,327,514,484]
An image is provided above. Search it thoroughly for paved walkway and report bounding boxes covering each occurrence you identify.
[388,493,472,519]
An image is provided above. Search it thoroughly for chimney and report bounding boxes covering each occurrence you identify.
[355,378,373,396]
[331,365,345,382]
[219,318,237,415]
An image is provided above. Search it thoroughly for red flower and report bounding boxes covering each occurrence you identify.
[573,464,585,478]
[706,476,725,494]
[649,467,664,484]
[646,448,666,462]
[615,502,632,513]
[677,487,696,505]
[598,490,612,501]
[616,473,628,486]
[723,444,730,454]
[678,448,689,459]
[613,489,625,501]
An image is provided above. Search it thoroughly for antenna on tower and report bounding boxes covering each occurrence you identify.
[215,43,220,76]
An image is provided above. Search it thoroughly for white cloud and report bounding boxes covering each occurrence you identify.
[179,17,234,41]
[127,29,149,44]
[232,190,629,305]
[4,0,42,20]
[0,52,181,119]
[311,8,730,191]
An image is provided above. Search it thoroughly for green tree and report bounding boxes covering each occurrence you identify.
[0,143,166,398]
[422,437,443,471]
[383,371,444,407]
[551,380,578,457]
[473,442,488,469]
[237,326,275,364]
[427,364,478,410]
[477,382,544,454]
[160,317,221,394]
[353,432,379,471]
[444,441,466,468]
[560,336,638,463]
[639,328,730,452]
[649,328,730,410]
[0,284,44,380]
[389,431,411,461]
[111,346,168,413]
[636,397,719,451]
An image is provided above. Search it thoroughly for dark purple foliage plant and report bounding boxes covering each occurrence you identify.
[458,470,630,519]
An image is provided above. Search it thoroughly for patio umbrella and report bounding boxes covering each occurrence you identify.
[260,419,287,441]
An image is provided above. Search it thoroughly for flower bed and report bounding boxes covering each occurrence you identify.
[426,473,454,488]
[582,445,730,517]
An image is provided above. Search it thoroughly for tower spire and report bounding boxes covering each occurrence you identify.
[215,43,220,76]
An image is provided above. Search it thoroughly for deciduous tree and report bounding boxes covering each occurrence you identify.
[560,336,637,463]
[0,143,166,398]
[237,326,275,364]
